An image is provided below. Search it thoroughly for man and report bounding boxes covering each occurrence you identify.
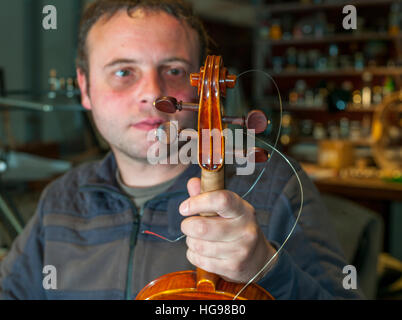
[0,0,362,299]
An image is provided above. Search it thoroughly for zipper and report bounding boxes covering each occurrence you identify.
[124,191,187,300]
[80,184,187,300]
[125,202,143,300]
[79,184,141,300]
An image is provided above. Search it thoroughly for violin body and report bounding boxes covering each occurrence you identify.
[136,269,273,300]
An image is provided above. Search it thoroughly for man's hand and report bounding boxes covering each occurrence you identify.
[179,177,278,283]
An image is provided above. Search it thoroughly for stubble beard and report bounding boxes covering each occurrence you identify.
[103,123,178,166]
[89,97,197,167]
[111,128,156,165]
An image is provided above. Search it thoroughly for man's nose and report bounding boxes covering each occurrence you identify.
[137,70,163,110]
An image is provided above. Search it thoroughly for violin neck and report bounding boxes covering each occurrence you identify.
[200,169,225,217]
[196,168,225,290]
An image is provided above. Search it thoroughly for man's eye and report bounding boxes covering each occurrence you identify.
[115,69,131,78]
[167,68,183,76]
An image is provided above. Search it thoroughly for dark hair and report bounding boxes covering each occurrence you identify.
[76,0,210,79]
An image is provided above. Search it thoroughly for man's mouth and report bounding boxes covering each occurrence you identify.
[132,118,165,131]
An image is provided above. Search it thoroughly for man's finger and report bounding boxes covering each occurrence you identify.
[187,177,201,197]
[181,215,251,241]
[186,236,243,259]
[179,189,252,219]
[186,248,248,282]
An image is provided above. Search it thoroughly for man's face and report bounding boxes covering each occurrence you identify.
[77,9,199,162]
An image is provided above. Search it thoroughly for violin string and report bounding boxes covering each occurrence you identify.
[235,69,283,155]
[143,69,293,299]
[141,164,269,243]
[235,69,283,199]
[233,137,304,300]
[232,70,300,300]
[141,230,185,243]
[141,69,283,243]
[240,168,265,198]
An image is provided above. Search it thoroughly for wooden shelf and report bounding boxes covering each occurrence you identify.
[313,176,402,201]
[266,67,402,78]
[264,0,395,14]
[188,0,257,27]
[277,105,376,113]
[254,0,402,156]
[301,163,402,202]
[258,99,380,113]
[295,137,373,146]
[266,32,402,46]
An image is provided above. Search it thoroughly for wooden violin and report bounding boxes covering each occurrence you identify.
[136,55,274,300]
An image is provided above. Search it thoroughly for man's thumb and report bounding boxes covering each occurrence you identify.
[187,177,201,197]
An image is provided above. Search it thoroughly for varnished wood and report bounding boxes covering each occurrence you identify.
[199,169,224,217]
[136,55,274,301]
[136,270,274,300]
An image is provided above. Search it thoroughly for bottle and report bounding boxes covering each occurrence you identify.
[280,113,293,145]
[361,115,371,139]
[313,123,326,140]
[354,52,365,70]
[295,80,307,106]
[372,86,383,105]
[352,90,362,107]
[361,72,372,108]
[328,44,339,70]
[389,2,400,36]
[383,76,395,96]
[269,19,282,40]
[339,118,350,139]
[59,78,66,92]
[66,78,75,98]
[48,69,59,99]
[350,121,361,141]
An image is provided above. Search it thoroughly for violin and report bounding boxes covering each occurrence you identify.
[136,55,274,300]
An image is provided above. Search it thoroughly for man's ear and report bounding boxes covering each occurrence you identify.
[76,68,92,110]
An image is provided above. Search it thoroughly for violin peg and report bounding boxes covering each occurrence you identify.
[225,74,236,88]
[246,110,269,134]
[222,111,269,134]
[247,147,270,163]
[154,97,199,114]
[222,116,245,126]
[154,96,179,113]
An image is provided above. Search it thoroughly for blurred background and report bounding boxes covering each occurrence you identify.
[0,0,401,299]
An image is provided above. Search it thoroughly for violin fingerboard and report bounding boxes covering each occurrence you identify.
[200,169,224,217]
